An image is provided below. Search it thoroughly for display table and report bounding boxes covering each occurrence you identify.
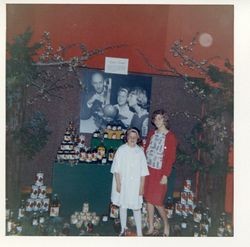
[52,162,113,216]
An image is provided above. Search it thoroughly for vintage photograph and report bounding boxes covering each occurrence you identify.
[4,2,241,241]
[79,69,152,137]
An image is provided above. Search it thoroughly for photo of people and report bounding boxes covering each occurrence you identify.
[79,69,152,135]
[113,87,134,128]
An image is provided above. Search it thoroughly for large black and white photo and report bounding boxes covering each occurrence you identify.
[80,69,152,137]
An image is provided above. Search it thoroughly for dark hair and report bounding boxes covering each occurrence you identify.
[123,127,142,144]
[151,109,170,129]
[117,87,129,96]
[129,87,148,109]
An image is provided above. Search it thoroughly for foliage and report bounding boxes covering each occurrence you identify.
[176,61,233,176]
[6,28,51,159]
[6,28,40,113]
[167,35,234,178]
[14,112,51,159]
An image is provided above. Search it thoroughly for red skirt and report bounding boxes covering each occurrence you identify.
[144,166,167,206]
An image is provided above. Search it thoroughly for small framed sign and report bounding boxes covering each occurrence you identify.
[105,57,129,75]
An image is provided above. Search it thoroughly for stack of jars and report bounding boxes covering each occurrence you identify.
[175,179,195,219]
[70,202,100,231]
[25,172,50,215]
[56,121,87,164]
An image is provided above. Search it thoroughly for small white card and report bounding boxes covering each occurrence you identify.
[104,57,129,75]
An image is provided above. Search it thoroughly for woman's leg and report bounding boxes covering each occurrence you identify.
[146,202,155,233]
[133,209,142,236]
[155,205,169,236]
[119,207,128,234]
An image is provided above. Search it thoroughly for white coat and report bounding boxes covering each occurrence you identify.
[111,144,149,210]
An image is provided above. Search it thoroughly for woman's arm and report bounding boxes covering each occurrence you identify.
[161,132,178,177]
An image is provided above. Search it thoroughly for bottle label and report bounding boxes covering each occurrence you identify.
[7,221,12,232]
[193,213,202,223]
[38,186,47,199]
[102,158,107,164]
[184,179,192,192]
[18,208,25,218]
[166,208,173,218]
[187,192,194,205]
[50,206,59,217]
[26,198,35,212]
[110,204,119,218]
[35,172,44,186]
[181,192,188,204]
[42,198,50,211]
[39,216,45,224]
[16,225,23,233]
[217,227,224,236]
[108,153,114,161]
[175,203,182,216]
[181,222,187,229]
[6,209,10,220]
[31,185,39,199]
[32,218,39,226]
[82,203,89,213]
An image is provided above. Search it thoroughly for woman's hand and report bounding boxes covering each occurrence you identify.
[160,175,168,185]
[139,176,145,195]
[139,186,144,196]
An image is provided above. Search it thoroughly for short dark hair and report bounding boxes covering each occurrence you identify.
[151,109,170,129]
[117,87,129,95]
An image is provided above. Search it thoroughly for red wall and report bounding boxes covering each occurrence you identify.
[6,4,233,76]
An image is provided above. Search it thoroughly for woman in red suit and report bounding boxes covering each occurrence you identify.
[144,109,177,236]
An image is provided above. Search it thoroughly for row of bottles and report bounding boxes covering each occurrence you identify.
[93,123,125,140]
[57,145,116,164]
[56,121,121,164]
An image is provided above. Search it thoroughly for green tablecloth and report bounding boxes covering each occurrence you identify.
[52,163,176,217]
[52,163,113,216]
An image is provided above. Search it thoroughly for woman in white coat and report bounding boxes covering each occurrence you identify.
[111,128,149,236]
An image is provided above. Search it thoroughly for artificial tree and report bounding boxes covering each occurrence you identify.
[6,29,48,206]
[168,35,233,214]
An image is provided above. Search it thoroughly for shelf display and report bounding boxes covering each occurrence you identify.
[56,121,125,165]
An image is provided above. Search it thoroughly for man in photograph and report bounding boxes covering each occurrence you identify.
[80,72,112,132]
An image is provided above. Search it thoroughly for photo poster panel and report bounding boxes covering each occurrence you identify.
[79,68,152,138]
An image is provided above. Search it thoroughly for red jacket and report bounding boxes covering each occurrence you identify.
[145,130,178,176]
